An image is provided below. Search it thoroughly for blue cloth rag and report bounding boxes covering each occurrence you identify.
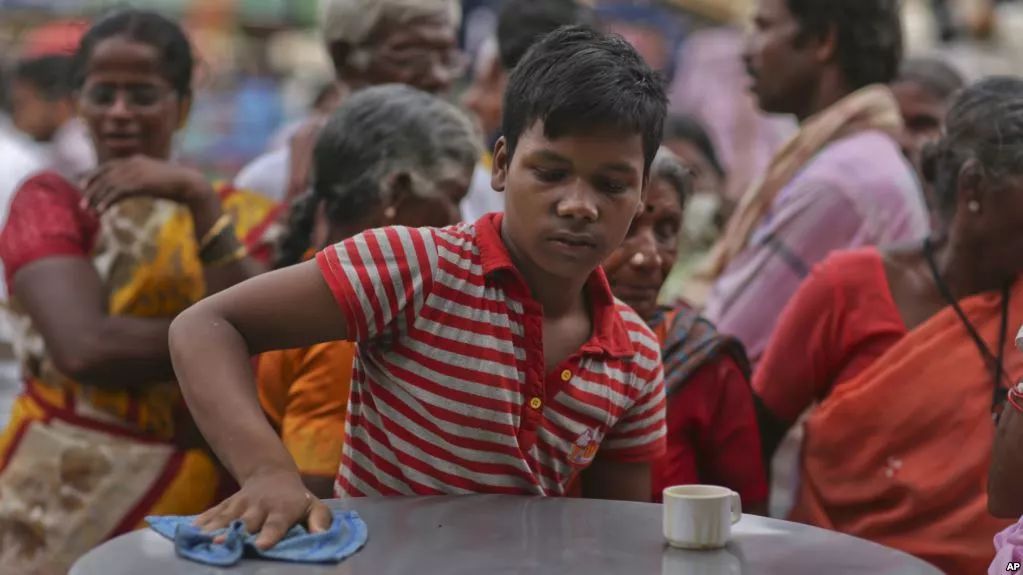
[146,511,368,567]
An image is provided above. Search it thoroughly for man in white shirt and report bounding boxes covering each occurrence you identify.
[9,55,95,179]
[0,120,44,425]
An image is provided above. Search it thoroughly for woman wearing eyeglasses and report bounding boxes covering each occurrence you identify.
[0,10,276,573]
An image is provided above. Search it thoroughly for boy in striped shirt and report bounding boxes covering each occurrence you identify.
[171,25,669,548]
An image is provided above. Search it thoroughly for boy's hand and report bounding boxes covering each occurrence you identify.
[193,469,333,549]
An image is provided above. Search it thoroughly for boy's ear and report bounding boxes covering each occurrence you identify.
[491,137,509,193]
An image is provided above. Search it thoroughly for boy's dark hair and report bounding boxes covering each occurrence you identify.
[787,0,902,89]
[496,0,597,71]
[502,25,667,177]
[74,9,194,98]
[14,55,75,101]
[663,115,725,179]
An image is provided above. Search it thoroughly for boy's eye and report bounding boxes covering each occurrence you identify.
[596,177,629,195]
[533,167,567,183]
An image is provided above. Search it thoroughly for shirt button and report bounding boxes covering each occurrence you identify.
[560,370,572,382]
[529,397,543,410]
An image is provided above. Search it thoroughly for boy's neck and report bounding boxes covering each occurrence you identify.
[529,272,589,318]
[500,224,590,318]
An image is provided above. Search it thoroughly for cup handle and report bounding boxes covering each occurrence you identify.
[730,492,742,524]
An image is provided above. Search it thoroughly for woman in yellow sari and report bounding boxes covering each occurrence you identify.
[0,10,276,573]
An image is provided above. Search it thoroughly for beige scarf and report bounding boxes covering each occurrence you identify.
[704,84,904,279]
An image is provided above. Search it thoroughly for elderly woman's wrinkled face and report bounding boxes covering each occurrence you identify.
[358,14,464,94]
[602,177,684,321]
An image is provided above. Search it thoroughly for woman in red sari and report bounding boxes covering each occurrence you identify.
[602,148,767,510]
[755,78,1023,575]
[0,11,273,573]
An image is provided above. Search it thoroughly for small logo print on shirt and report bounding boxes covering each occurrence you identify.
[567,428,600,467]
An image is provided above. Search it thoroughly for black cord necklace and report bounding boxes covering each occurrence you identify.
[922,237,1011,414]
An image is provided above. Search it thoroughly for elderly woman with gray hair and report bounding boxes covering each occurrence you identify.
[236,0,465,204]
[600,148,768,511]
[254,84,480,497]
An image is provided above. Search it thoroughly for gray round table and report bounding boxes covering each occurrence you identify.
[71,495,942,575]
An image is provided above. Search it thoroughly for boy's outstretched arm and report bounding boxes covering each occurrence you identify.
[169,260,348,548]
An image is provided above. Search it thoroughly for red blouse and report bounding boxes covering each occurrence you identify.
[651,354,768,505]
[0,172,99,289]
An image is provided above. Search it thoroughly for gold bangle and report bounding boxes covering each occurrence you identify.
[205,245,248,268]
[199,214,233,253]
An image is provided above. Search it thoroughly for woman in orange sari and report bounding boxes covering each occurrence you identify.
[0,11,276,573]
[256,84,480,497]
[754,78,1023,575]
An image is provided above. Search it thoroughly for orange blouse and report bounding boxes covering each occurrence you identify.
[256,342,355,478]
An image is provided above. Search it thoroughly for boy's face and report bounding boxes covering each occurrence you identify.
[492,121,647,282]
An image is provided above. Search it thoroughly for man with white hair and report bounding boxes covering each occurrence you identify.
[235,0,464,204]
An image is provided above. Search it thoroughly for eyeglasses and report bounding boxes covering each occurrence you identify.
[80,82,173,111]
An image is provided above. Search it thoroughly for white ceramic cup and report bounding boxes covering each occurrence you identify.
[662,485,742,550]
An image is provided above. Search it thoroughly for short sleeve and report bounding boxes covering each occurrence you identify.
[280,341,356,477]
[316,226,437,343]
[0,172,97,287]
[754,249,905,424]
[752,255,845,423]
[600,350,668,462]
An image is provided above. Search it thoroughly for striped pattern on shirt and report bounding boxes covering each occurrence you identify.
[315,213,666,497]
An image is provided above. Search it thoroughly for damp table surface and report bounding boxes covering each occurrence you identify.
[71,495,942,575]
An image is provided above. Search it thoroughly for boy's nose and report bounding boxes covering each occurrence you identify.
[556,183,598,222]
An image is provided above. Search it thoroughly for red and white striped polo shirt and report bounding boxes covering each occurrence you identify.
[316,213,666,497]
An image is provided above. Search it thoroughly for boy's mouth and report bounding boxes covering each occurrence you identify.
[547,231,598,256]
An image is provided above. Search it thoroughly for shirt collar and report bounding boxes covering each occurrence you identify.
[473,213,636,359]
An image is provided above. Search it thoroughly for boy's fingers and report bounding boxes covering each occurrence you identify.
[307,502,332,533]
[253,514,290,550]
[239,507,269,536]
[195,500,241,532]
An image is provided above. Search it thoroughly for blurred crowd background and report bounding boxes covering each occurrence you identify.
[1,0,1022,180]
[0,0,1022,426]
